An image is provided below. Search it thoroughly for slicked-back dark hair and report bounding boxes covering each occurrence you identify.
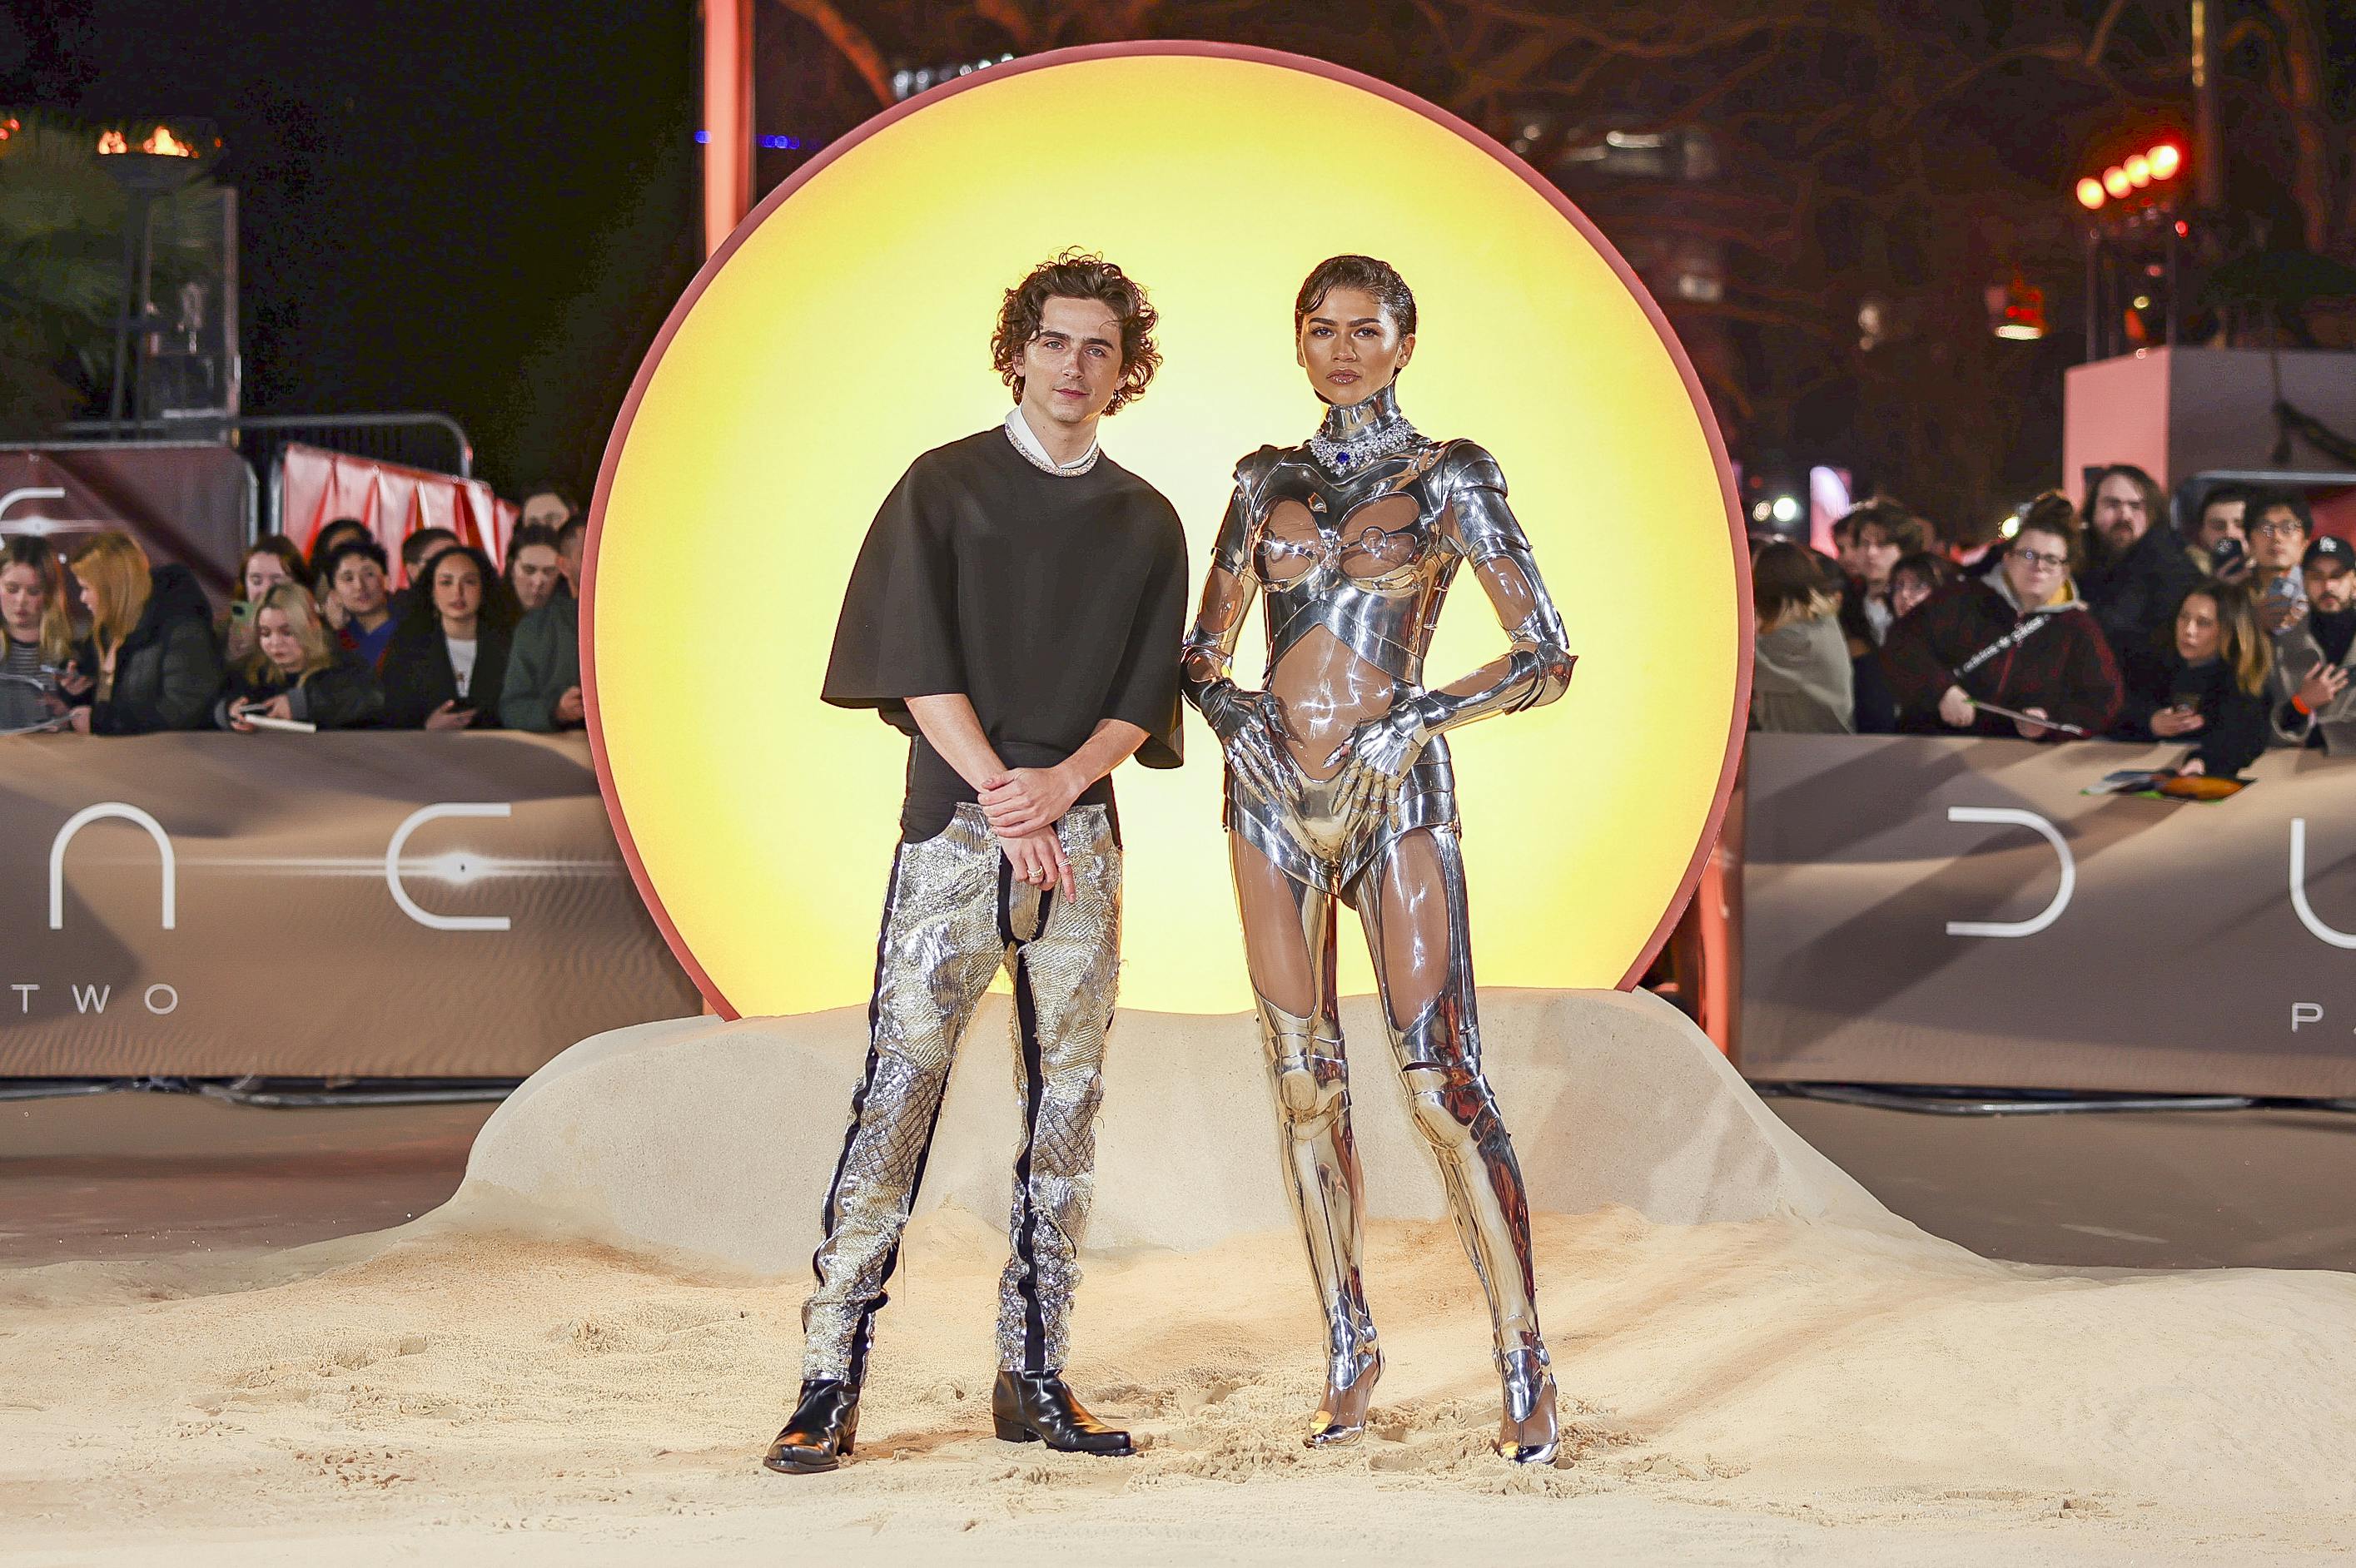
[1295,255,1418,338]
[991,249,1161,415]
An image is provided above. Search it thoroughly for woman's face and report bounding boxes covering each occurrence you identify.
[333,555,388,618]
[1297,285,1414,408]
[256,607,303,672]
[1889,571,1934,620]
[2001,529,2069,607]
[0,563,45,640]
[432,555,482,625]
[243,552,291,603]
[70,568,102,625]
[2175,593,2223,664]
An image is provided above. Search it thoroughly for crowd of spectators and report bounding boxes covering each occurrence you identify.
[1752,465,2356,777]
[0,483,593,740]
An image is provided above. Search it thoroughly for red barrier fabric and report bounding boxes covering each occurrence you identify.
[280,444,509,583]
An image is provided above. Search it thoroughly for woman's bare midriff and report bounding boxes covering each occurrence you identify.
[1266,623,1396,780]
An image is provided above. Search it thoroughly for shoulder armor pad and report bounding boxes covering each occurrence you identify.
[1439,439,1507,499]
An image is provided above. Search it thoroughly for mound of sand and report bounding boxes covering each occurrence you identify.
[5,990,2354,1566]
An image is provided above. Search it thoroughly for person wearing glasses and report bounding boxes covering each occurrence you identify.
[1881,491,2124,741]
[2247,490,2317,637]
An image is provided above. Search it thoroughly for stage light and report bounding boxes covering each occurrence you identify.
[2102,166,2130,200]
[2175,220,2189,236]
[2075,177,2105,211]
[2125,154,2151,188]
[591,46,1746,1015]
[2150,142,2182,180]
[1751,501,1771,522]
[2132,294,2152,310]
[1771,495,1800,524]
[2001,514,2021,538]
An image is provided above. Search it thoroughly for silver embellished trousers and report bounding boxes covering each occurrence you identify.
[802,801,1122,1382]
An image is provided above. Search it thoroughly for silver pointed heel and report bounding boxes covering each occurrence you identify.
[1493,1344,1558,1466]
[1305,1343,1383,1448]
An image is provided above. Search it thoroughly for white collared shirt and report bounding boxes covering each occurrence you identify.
[1004,406,1098,477]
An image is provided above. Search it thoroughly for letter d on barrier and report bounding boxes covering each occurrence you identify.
[1944,806,2075,939]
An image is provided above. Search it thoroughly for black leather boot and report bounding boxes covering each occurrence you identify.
[763,1379,861,1474]
[991,1370,1133,1456]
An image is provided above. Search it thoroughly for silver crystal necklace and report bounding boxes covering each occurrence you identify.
[1307,384,1420,476]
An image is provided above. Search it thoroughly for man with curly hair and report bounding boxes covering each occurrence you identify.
[765,252,1188,1474]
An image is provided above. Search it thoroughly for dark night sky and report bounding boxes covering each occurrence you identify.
[5,2,2351,506]
[2,0,702,498]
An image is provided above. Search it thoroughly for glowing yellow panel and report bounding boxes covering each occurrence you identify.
[589,46,1746,1018]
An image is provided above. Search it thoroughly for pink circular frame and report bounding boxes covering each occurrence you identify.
[583,41,1755,1020]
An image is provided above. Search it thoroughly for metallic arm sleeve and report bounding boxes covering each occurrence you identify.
[1397,446,1574,739]
[1180,476,1264,742]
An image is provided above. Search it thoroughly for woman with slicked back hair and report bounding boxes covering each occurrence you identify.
[1182,255,1575,1465]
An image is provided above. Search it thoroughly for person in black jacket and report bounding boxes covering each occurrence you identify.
[2121,579,2274,777]
[214,583,384,731]
[2079,464,2199,695]
[61,532,223,735]
[378,543,514,728]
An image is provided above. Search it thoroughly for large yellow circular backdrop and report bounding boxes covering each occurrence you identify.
[589,44,1747,1019]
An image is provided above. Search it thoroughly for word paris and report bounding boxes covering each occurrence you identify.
[7,981,178,1017]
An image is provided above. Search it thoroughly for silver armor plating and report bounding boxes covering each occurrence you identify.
[1181,385,1572,1463]
[803,802,1122,1382]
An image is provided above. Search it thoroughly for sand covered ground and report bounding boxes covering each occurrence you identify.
[6,993,2355,1563]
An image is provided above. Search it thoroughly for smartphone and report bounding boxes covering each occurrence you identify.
[2269,573,2306,608]
[2209,536,2245,574]
[229,600,257,624]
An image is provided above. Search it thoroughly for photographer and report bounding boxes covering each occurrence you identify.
[2121,581,2272,777]
[2268,535,2356,754]
[2185,484,2252,583]
[1881,492,2123,742]
[213,583,383,732]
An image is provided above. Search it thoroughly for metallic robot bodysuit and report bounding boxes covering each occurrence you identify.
[1180,384,1575,1462]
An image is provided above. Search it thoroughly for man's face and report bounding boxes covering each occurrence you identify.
[1857,527,1902,591]
[509,543,562,612]
[333,555,388,618]
[521,492,574,533]
[1833,527,1866,580]
[2091,474,2150,552]
[2197,498,2246,553]
[557,532,584,589]
[1019,295,1124,430]
[2252,506,2309,571]
[2307,560,2355,616]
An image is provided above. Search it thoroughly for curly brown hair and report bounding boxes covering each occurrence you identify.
[990,250,1161,416]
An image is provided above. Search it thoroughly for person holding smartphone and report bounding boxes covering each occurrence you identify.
[2123,580,2272,777]
[212,583,383,731]
[2268,534,2356,753]
[0,536,85,732]
[219,538,306,665]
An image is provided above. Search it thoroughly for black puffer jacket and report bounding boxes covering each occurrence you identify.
[86,565,225,735]
[212,652,385,730]
[2120,652,2271,778]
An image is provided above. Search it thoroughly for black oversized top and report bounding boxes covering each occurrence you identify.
[823,427,1190,839]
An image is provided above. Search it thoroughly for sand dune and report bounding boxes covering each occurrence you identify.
[4,991,2352,1564]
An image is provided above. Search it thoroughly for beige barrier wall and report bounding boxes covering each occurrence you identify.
[1742,733,2356,1095]
[1,732,701,1077]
